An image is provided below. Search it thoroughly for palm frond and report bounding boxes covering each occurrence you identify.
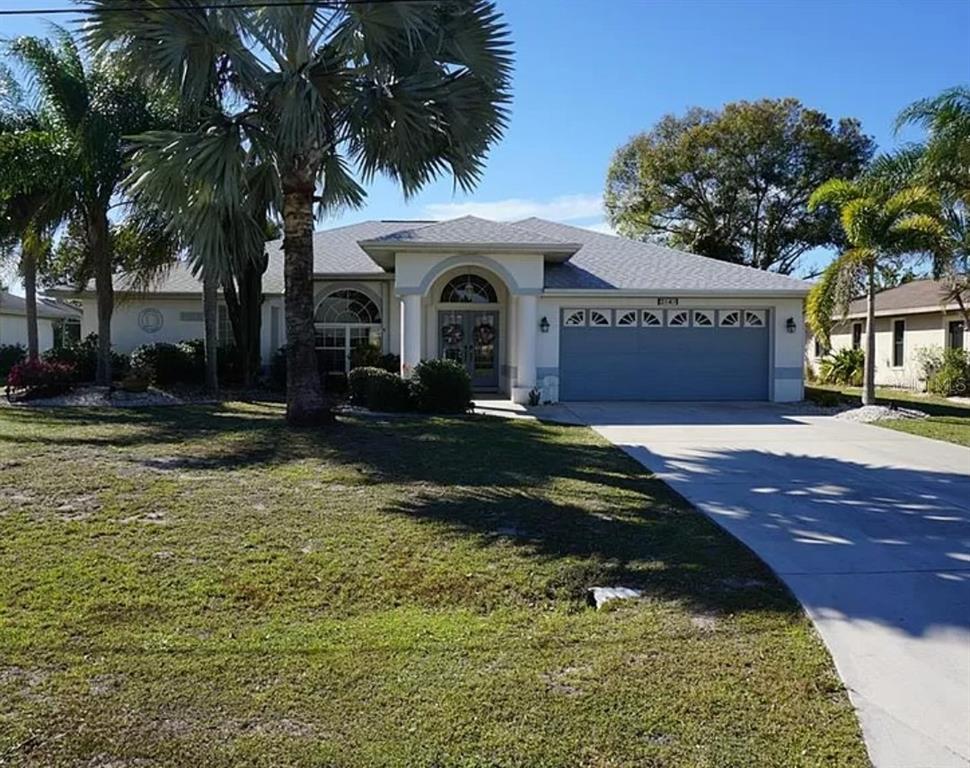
[808,178,860,212]
[806,248,871,343]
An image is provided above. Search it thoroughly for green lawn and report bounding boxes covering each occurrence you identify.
[0,404,866,767]
[809,384,970,447]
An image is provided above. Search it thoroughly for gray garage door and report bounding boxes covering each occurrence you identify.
[559,307,770,401]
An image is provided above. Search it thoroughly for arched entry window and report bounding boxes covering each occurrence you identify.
[441,274,498,304]
[314,289,382,376]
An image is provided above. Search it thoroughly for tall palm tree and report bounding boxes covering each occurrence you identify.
[4,31,168,383]
[807,177,943,404]
[894,86,970,322]
[85,1,513,425]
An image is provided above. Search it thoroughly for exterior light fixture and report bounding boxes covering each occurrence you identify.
[539,316,550,333]
[786,317,797,334]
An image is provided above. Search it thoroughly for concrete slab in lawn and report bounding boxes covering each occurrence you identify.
[563,402,970,768]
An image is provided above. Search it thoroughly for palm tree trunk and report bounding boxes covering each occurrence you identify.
[89,210,113,386]
[22,247,39,361]
[863,266,877,406]
[203,268,219,395]
[281,177,327,426]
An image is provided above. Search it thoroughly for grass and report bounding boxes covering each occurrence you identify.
[808,383,970,447]
[0,403,867,767]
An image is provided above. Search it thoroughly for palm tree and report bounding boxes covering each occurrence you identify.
[807,177,943,404]
[895,87,970,323]
[84,1,513,425]
[3,31,169,383]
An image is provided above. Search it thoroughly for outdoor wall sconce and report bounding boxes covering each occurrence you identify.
[539,316,550,333]
[786,317,797,334]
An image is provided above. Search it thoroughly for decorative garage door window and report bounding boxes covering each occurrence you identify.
[692,310,714,327]
[719,310,740,327]
[314,289,383,376]
[563,309,586,327]
[589,309,612,327]
[616,310,638,327]
[441,274,498,304]
[744,310,766,327]
[641,310,662,327]
[667,310,689,327]
[138,308,163,333]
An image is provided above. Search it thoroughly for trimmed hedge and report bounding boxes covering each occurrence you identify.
[130,341,204,386]
[348,366,411,411]
[350,343,400,374]
[411,358,471,414]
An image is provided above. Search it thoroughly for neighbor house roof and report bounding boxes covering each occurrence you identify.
[47,216,813,297]
[843,278,969,318]
[0,291,81,319]
[518,218,810,294]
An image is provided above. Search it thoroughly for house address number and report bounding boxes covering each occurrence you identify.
[656,297,679,306]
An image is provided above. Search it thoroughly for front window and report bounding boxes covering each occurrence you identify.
[441,274,497,304]
[948,320,965,351]
[892,319,905,367]
[852,322,863,350]
[314,289,383,377]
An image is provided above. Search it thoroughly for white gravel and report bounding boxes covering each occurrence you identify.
[834,404,929,423]
[3,385,188,408]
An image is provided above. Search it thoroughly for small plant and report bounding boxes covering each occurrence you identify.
[527,387,541,406]
[818,348,864,386]
[410,358,472,414]
[5,359,76,400]
[44,333,128,382]
[0,344,26,382]
[349,343,400,374]
[348,366,385,405]
[926,348,969,397]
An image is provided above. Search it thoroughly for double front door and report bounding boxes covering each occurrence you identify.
[439,310,499,390]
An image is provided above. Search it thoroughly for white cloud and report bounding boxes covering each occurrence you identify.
[583,220,616,235]
[423,194,603,223]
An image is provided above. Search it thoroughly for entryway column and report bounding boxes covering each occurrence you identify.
[401,293,422,378]
[512,293,537,403]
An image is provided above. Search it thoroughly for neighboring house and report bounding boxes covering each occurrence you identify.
[0,290,81,352]
[806,278,968,390]
[50,215,810,403]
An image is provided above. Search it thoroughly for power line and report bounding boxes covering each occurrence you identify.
[0,0,429,16]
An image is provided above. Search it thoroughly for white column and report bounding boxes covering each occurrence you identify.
[512,293,537,404]
[401,293,422,378]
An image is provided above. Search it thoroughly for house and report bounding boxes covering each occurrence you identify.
[50,215,810,403]
[0,290,81,352]
[806,278,968,390]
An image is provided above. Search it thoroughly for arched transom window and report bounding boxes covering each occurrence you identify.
[441,274,498,304]
[314,289,383,377]
[315,289,382,324]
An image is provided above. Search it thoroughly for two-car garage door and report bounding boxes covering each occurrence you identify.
[559,307,770,401]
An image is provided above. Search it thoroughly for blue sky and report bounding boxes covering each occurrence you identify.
[2,0,969,290]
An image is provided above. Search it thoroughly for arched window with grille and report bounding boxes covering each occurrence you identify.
[314,289,383,376]
[440,274,498,304]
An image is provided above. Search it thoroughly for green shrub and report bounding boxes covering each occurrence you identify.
[129,341,204,387]
[348,366,383,405]
[818,348,865,386]
[365,369,412,411]
[350,343,400,374]
[927,348,970,397]
[44,333,128,382]
[0,344,26,382]
[410,358,472,413]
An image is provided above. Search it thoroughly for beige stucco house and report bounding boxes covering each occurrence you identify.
[807,278,968,390]
[0,290,81,352]
[51,215,812,403]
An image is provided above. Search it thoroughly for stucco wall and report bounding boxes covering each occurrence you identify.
[0,314,55,351]
[810,311,965,389]
[536,295,805,403]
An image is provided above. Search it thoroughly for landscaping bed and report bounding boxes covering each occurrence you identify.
[0,404,867,767]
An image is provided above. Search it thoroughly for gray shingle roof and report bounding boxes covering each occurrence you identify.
[845,278,968,317]
[359,215,578,250]
[517,218,810,294]
[0,291,81,319]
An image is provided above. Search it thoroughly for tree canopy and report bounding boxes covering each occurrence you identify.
[605,98,874,274]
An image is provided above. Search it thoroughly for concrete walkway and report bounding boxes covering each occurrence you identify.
[561,402,970,768]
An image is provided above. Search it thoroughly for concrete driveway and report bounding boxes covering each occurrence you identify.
[562,402,970,768]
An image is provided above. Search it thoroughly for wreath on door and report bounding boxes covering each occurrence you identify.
[442,323,464,345]
[474,323,496,346]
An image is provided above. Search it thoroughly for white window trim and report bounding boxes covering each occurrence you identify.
[563,309,586,327]
[588,309,612,327]
[718,310,741,328]
[692,310,715,328]
[891,317,906,369]
[667,309,689,327]
[641,309,663,327]
[743,310,766,328]
[616,309,638,327]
